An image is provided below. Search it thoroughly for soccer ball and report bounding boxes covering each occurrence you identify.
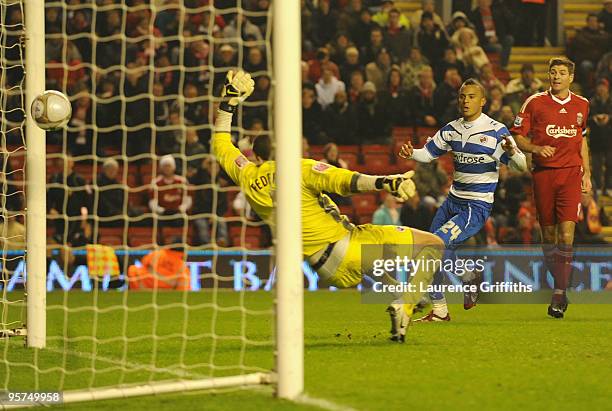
[30,90,72,130]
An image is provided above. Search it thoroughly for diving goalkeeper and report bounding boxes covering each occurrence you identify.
[212,70,444,342]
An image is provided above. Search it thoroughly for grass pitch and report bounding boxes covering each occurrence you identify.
[1,291,611,410]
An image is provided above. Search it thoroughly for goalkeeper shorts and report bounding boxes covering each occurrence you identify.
[309,224,414,288]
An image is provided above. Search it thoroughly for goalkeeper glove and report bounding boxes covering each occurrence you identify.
[377,171,416,201]
[220,70,255,113]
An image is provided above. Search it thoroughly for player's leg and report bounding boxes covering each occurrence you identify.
[419,199,456,321]
[380,226,444,341]
[548,166,581,318]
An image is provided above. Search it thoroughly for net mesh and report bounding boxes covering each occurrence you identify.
[0,0,27,338]
[1,0,275,394]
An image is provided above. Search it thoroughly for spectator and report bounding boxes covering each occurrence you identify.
[450,27,490,73]
[307,47,340,83]
[400,47,430,90]
[321,142,349,169]
[410,0,445,33]
[360,27,386,66]
[373,193,401,225]
[157,110,183,155]
[323,91,356,144]
[365,48,392,92]
[351,8,376,48]
[497,105,515,129]
[328,32,353,66]
[599,0,612,35]
[316,67,346,109]
[479,63,505,94]
[190,158,229,247]
[124,56,151,157]
[470,0,514,68]
[518,0,547,46]
[302,85,327,145]
[505,63,544,114]
[588,79,612,195]
[446,10,475,38]
[95,158,129,227]
[347,70,365,103]
[47,155,91,241]
[412,160,448,200]
[68,95,94,157]
[408,66,438,127]
[248,0,270,34]
[214,44,238,84]
[353,81,390,143]
[148,155,192,228]
[152,81,170,127]
[182,82,206,125]
[373,1,410,29]
[340,47,363,84]
[321,143,352,206]
[596,52,612,85]
[434,67,462,125]
[0,156,23,213]
[312,0,338,47]
[575,193,607,244]
[416,11,449,67]
[244,47,267,74]
[222,14,264,47]
[379,65,411,127]
[435,47,473,84]
[485,84,505,120]
[399,191,436,231]
[185,128,207,171]
[568,14,611,90]
[338,0,365,39]
[184,39,212,87]
[384,8,413,62]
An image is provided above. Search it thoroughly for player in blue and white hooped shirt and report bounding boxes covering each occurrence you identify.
[399,79,528,321]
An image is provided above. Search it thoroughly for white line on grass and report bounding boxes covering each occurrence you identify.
[295,393,359,411]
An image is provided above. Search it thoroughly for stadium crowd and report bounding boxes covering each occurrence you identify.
[1,0,610,251]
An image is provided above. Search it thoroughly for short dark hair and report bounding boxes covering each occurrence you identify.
[253,135,272,161]
[460,78,486,97]
[548,57,575,75]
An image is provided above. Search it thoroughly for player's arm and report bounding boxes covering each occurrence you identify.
[497,134,528,172]
[581,137,592,193]
[211,71,255,185]
[398,128,450,163]
[511,98,555,158]
[304,160,416,201]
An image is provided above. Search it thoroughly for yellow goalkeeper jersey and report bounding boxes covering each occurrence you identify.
[212,131,355,256]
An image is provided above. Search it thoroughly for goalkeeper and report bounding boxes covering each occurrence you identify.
[212,70,444,342]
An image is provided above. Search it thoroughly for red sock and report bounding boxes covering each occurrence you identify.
[552,245,573,291]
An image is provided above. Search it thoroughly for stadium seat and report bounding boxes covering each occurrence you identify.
[337,145,359,155]
[127,226,156,247]
[161,226,193,245]
[98,227,124,241]
[352,193,378,216]
[361,144,389,154]
[361,152,392,174]
[309,145,325,160]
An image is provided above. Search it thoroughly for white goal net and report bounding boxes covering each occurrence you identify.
[0,0,295,404]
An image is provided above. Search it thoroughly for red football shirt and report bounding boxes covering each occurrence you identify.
[511,90,589,168]
[150,175,187,211]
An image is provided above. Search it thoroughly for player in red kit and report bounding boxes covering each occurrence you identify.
[512,57,591,318]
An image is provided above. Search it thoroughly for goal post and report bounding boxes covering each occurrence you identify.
[24,0,47,349]
[1,0,304,405]
[273,0,304,400]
